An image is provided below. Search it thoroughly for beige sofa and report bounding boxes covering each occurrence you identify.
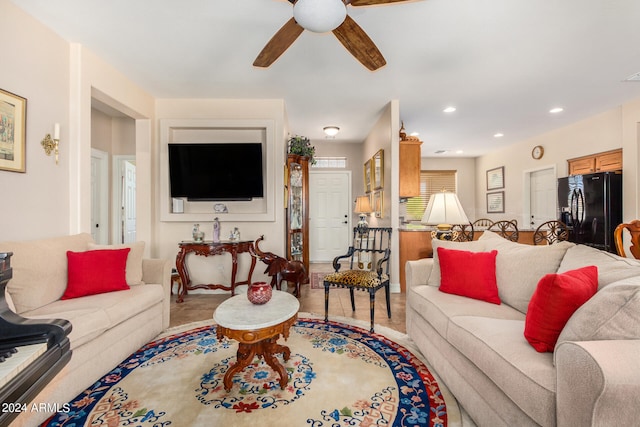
[0,233,171,427]
[405,230,640,427]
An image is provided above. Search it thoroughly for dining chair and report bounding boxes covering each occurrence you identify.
[472,218,493,230]
[614,220,640,259]
[452,223,474,242]
[533,220,569,245]
[488,220,519,242]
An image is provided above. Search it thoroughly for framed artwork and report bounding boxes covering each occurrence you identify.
[372,149,384,190]
[372,190,383,218]
[487,191,505,213]
[486,166,504,190]
[364,159,373,193]
[0,88,27,173]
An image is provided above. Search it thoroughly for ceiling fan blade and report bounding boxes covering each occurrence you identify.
[332,15,386,71]
[349,0,412,5]
[253,18,304,68]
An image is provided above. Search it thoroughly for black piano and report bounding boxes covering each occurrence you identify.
[0,252,72,426]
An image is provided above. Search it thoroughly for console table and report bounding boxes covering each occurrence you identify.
[175,240,257,303]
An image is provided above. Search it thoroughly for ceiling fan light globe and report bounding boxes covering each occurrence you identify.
[293,0,347,33]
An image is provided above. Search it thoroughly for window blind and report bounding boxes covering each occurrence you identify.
[405,170,457,220]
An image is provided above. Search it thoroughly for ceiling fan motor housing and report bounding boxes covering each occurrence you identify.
[293,0,347,33]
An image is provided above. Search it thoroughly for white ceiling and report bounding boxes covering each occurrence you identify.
[11,0,640,157]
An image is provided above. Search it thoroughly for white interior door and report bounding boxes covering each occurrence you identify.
[113,156,137,244]
[123,160,137,243]
[529,167,556,229]
[90,149,109,244]
[309,171,351,262]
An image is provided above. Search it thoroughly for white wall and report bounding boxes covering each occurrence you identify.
[473,105,640,226]
[0,0,71,240]
[420,157,477,219]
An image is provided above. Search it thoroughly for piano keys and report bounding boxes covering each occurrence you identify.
[0,252,72,426]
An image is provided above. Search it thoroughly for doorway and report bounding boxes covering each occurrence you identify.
[524,166,557,229]
[309,171,351,262]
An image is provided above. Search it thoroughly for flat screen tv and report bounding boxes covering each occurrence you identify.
[168,143,264,201]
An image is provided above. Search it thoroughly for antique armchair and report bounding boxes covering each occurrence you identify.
[323,227,392,332]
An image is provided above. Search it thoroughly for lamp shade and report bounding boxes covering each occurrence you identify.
[354,196,373,214]
[421,192,469,225]
[293,0,347,33]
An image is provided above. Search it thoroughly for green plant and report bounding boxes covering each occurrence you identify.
[288,135,316,164]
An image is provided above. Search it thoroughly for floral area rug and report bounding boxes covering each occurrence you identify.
[42,316,456,427]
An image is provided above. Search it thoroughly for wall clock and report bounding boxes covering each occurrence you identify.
[532,145,544,160]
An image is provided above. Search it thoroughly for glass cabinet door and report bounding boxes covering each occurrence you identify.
[286,154,309,272]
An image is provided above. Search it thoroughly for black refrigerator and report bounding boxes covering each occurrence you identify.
[557,172,622,253]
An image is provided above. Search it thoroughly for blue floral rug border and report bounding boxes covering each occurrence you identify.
[41,318,448,427]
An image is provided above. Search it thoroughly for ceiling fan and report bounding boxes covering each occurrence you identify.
[254,0,413,71]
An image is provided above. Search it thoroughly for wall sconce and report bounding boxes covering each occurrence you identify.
[41,123,60,164]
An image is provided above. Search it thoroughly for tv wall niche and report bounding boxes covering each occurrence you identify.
[159,119,276,222]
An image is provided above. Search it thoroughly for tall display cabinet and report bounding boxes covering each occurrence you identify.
[286,154,310,272]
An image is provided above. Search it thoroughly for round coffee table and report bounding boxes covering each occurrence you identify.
[213,290,300,391]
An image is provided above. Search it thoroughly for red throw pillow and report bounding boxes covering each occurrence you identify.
[524,266,598,352]
[63,248,131,300]
[437,247,500,304]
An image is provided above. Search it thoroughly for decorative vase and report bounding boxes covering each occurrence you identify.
[192,224,204,243]
[247,282,272,305]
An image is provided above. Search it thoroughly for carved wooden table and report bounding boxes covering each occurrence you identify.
[213,291,299,391]
[175,240,256,303]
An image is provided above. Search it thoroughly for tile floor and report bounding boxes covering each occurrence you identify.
[169,263,406,333]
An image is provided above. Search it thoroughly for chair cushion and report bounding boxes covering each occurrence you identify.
[324,270,389,288]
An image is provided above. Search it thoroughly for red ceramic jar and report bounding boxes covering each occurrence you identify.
[247,282,272,305]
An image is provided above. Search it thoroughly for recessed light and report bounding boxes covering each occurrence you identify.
[549,107,564,114]
[456,150,464,154]
[434,150,448,154]
[443,106,456,113]
[494,133,504,138]
[410,132,420,137]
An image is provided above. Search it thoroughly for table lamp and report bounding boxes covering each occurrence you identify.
[355,195,374,235]
[421,191,469,241]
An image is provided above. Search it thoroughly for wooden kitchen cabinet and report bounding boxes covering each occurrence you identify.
[399,139,423,198]
[568,149,622,175]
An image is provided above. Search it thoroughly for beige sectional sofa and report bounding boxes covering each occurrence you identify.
[405,230,640,427]
[0,233,171,427]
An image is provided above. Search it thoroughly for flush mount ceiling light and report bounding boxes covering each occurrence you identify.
[443,106,457,113]
[494,133,504,138]
[323,126,340,137]
[293,0,347,33]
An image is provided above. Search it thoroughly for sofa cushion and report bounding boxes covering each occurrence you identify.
[524,266,598,352]
[0,233,94,313]
[427,239,486,286]
[89,241,145,285]
[63,249,130,300]
[555,278,640,356]
[557,244,640,289]
[447,316,556,427]
[408,285,523,337]
[23,284,164,349]
[438,247,500,304]
[479,230,574,313]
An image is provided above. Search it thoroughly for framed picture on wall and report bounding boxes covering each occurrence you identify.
[487,191,505,213]
[0,88,27,173]
[486,166,504,190]
[373,149,384,190]
[364,159,373,193]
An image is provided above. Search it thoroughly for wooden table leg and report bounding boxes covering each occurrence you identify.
[223,343,257,392]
